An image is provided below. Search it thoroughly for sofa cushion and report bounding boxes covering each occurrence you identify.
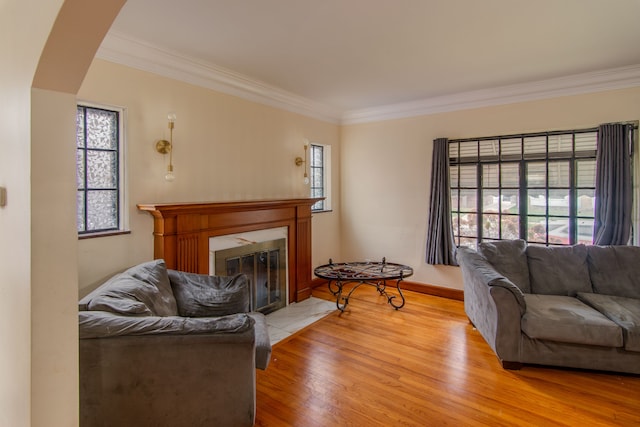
[169,271,250,317]
[521,294,623,347]
[85,260,178,317]
[478,239,530,293]
[586,245,640,299]
[526,244,592,296]
[577,292,640,352]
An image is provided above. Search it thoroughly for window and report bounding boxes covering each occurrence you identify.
[449,129,598,248]
[309,143,331,212]
[76,104,125,236]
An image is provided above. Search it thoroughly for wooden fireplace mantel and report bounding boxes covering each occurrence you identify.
[137,198,322,303]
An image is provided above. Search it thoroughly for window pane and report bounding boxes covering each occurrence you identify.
[450,191,459,211]
[482,189,499,213]
[527,162,546,187]
[548,134,573,154]
[549,189,570,216]
[76,107,85,148]
[500,138,521,160]
[459,165,477,187]
[523,136,546,156]
[578,218,594,244]
[450,166,459,188]
[527,216,547,243]
[548,218,570,245]
[87,190,118,231]
[87,150,117,189]
[501,215,520,239]
[77,191,85,232]
[459,190,477,212]
[479,140,499,158]
[483,214,500,239]
[483,164,498,187]
[548,161,569,187]
[575,132,597,152]
[501,163,519,187]
[501,189,519,213]
[459,237,477,249]
[459,213,478,236]
[312,170,323,188]
[451,213,459,232]
[576,159,596,187]
[312,188,323,198]
[311,145,323,166]
[76,150,85,189]
[528,189,547,215]
[86,109,118,149]
[449,142,459,160]
[577,189,595,217]
[459,141,477,160]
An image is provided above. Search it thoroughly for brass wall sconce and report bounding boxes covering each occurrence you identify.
[155,112,176,181]
[295,144,310,185]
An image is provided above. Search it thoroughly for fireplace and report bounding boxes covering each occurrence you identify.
[209,227,288,313]
[137,198,322,304]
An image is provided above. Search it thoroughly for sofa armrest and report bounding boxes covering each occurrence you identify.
[79,311,254,339]
[457,247,524,363]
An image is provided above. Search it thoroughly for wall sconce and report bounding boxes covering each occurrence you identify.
[295,144,310,185]
[155,112,176,181]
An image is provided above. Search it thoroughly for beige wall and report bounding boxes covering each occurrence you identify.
[1,2,66,426]
[341,87,640,289]
[76,59,342,294]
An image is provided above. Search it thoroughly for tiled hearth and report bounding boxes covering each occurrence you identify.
[265,297,335,344]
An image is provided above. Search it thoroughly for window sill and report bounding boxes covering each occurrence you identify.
[78,230,131,240]
[312,209,333,214]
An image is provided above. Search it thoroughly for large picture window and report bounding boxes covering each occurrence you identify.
[449,129,598,248]
[76,104,124,236]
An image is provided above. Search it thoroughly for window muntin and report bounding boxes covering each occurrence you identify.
[309,143,331,212]
[450,130,598,248]
[76,105,123,235]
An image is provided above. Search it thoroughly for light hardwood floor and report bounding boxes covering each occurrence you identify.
[255,285,640,426]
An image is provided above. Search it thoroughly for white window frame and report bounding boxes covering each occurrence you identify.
[76,101,128,238]
[310,142,332,212]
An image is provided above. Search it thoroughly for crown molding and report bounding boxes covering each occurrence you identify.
[95,32,342,124]
[96,32,640,126]
[342,65,640,124]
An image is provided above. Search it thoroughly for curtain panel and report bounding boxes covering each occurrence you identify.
[593,123,634,245]
[425,138,457,265]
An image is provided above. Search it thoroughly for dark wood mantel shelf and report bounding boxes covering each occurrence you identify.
[137,198,322,303]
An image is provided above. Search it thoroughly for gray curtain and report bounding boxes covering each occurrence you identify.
[425,138,457,265]
[593,123,634,245]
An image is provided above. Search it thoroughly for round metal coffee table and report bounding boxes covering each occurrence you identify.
[314,258,413,312]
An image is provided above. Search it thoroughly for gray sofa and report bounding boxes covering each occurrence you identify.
[79,259,271,427]
[457,240,640,374]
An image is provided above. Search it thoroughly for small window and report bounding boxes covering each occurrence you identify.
[309,143,331,212]
[76,104,125,236]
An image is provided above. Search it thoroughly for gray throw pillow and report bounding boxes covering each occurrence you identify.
[169,271,250,317]
[478,239,530,293]
[586,245,640,299]
[526,244,592,296]
[86,260,178,317]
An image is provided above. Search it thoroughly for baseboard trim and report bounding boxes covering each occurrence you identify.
[310,278,464,301]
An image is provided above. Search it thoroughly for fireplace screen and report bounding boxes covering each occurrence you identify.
[214,238,287,314]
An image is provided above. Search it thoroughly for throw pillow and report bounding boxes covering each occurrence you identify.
[586,245,640,299]
[478,239,530,293]
[86,259,178,317]
[526,244,592,296]
[169,271,250,317]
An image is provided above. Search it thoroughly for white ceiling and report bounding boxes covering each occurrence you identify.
[100,0,640,123]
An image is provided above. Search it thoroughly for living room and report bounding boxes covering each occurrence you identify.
[3,1,640,426]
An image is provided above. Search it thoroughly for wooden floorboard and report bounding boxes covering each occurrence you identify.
[255,285,640,426]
